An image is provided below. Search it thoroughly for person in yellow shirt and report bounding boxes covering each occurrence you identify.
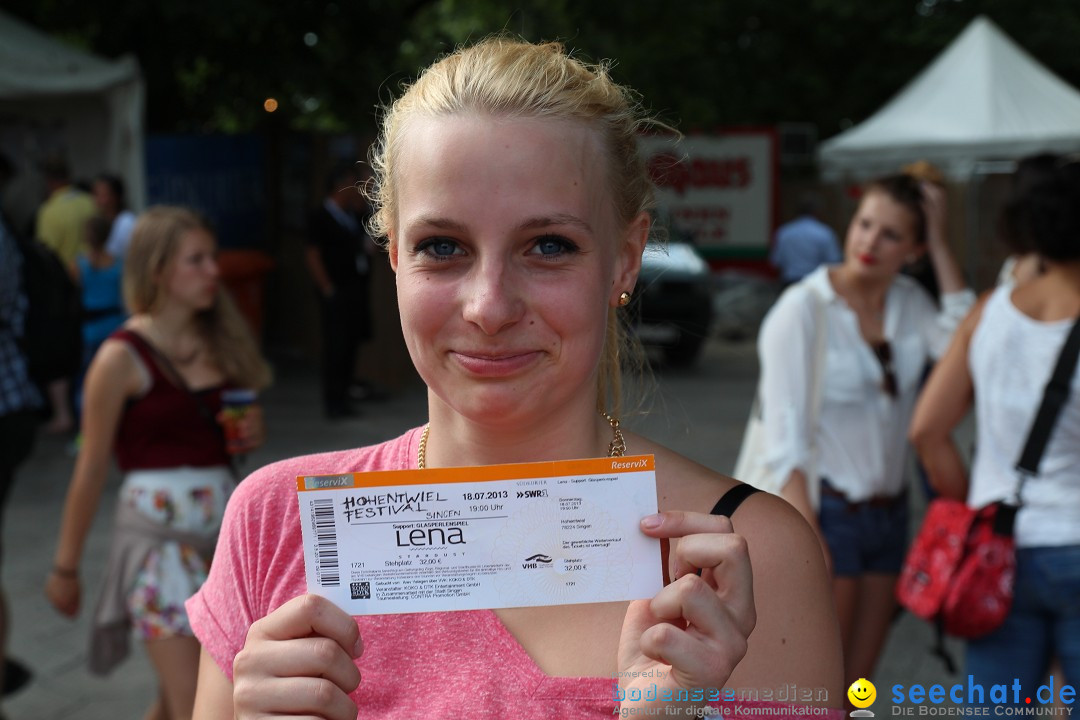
[36,155,96,267]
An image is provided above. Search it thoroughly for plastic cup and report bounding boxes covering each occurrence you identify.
[221,388,257,455]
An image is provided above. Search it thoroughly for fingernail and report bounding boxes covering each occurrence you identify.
[641,514,662,529]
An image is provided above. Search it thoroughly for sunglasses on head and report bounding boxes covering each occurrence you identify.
[871,340,898,399]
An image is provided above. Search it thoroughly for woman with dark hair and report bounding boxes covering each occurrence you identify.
[911,156,1080,695]
[756,174,973,688]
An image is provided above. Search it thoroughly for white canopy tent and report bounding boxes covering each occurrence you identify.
[818,16,1080,180]
[0,9,145,217]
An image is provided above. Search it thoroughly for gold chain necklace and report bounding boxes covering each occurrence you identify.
[417,411,626,469]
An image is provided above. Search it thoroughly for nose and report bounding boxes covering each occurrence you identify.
[461,257,524,335]
[206,256,221,279]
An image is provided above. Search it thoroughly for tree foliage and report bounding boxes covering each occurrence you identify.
[7,0,1080,140]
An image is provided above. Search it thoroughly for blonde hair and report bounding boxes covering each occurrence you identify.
[124,206,272,390]
[367,37,657,415]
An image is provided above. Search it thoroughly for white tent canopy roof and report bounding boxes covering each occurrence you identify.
[0,10,145,210]
[0,10,138,95]
[818,16,1080,180]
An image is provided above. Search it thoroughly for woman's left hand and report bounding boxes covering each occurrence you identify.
[617,511,756,711]
[218,404,266,454]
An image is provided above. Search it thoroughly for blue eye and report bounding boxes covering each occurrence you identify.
[416,237,462,259]
[529,235,578,257]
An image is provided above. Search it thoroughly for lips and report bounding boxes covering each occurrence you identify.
[450,350,543,377]
[857,253,877,266]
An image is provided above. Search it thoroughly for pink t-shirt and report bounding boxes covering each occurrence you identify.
[187,428,843,719]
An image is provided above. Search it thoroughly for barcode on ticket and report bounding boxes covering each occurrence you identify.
[311,498,340,587]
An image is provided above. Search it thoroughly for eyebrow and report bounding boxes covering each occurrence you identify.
[407,213,594,236]
[409,216,470,234]
[518,214,593,234]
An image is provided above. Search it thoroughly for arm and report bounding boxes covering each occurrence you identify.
[727,494,843,705]
[304,245,335,298]
[921,182,966,296]
[757,293,822,527]
[192,649,234,720]
[46,339,142,615]
[912,183,976,358]
[779,469,832,573]
[908,297,988,500]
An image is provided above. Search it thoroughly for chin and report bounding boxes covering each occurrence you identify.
[435,382,571,430]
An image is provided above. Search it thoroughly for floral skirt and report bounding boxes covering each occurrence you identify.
[119,466,232,641]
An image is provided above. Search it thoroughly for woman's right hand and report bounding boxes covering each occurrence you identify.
[45,570,80,617]
[232,594,363,720]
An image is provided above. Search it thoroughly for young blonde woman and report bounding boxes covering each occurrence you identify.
[187,38,844,719]
[756,175,973,689]
[46,207,271,720]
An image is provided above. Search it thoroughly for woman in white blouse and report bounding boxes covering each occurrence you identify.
[756,174,973,688]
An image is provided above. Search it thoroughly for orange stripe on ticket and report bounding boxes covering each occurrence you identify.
[296,454,655,491]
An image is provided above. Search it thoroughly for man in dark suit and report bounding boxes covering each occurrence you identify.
[305,164,375,420]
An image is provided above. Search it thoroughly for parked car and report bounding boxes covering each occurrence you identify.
[630,240,714,366]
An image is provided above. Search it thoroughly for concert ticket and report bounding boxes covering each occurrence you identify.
[296,455,662,615]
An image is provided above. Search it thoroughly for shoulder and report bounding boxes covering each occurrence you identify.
[93,334,143,376]
[642,435,823,556]
[728,487,844,699]
[116,211,137,231]
[85,335,146,397]
[762,273,829,333]
[959,289,997,342]
[633,434,842,697]
[634,437,738,513]
[809,216,837,235]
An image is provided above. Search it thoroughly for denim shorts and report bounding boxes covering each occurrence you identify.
[818,479,908,577]
[965,545,1080,703]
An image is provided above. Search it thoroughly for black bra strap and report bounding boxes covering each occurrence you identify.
[710,484,762,520]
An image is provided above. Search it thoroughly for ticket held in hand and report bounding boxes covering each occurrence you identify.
[296,455,663,615]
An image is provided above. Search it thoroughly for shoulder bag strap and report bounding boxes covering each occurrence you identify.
[1011,316,1080,501]
[802,285,829,511]
[806,285,829,438]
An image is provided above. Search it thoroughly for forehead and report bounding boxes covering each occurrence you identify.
[857,190,916,227]
[174,227,215,254]
[393,114,613,232]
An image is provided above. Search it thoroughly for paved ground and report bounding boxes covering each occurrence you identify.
[2,339,963,718]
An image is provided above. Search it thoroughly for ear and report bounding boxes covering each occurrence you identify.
[610,212,650,307]
[387,232,399,273]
